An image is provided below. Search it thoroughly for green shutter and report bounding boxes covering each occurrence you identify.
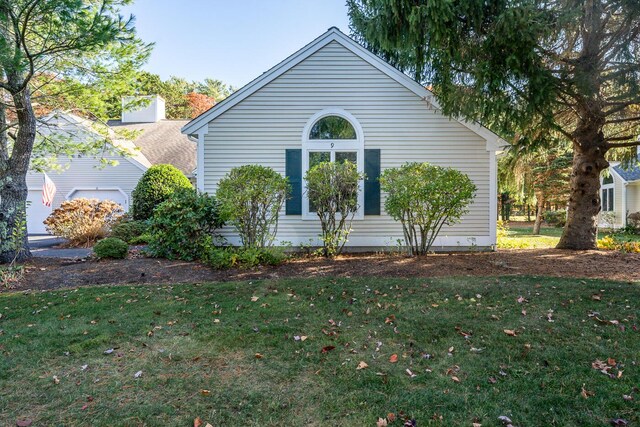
[364,149,381,215]
[286,149,302,215]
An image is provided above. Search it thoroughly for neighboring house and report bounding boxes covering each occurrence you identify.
[108,96,197,178]
[26,96,196,234]
[182,27,504,250]
[600,156,640,228]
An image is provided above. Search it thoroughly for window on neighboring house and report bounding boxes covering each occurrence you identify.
[301,110,364,219]
[602,187,614,211]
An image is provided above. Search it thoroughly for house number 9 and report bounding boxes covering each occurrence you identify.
[331,143,335,148]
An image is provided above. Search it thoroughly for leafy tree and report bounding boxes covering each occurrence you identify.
[131,164,192,220]
[348,0,640,249]
[0,0,149,263]
[197,78,235,101]
[305,161,363,257]
[380,162,476,255]
[500,140,572,234]
[216,165,289,249]
[186,92,215,118]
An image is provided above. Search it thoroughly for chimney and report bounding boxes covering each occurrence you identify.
[121,95,166,123]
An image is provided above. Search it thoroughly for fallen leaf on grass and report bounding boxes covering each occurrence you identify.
[194,418,203,427]
[387,413,396,422]
[134,371,143,378]
[321,346,335,354]
[610,419,629,426]
[581,384,594,399]
[200,389,210,396]
[516,296,528,303]
[406,368,417,378]
[389,354,398,363]
[622,394,633,401]
[473,423,482,427]
[503,329,518,336]
[357,361,369,370]
[384,315,396,324]
[591,294,602,301]
[52,375,60,384]
[250,296,259,302]
[16,419,32,427]
[451,376,460,383]
[521,309,527,316]
[376,418,388,427]
[498,415,514,426]
[255,353,264,359]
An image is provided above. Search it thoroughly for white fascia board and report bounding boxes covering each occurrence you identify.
[608,164,627,183]
[181,28,505,149]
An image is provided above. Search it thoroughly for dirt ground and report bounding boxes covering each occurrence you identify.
[6,248,639,293]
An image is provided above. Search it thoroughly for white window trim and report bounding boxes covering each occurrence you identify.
[301,108,365,221]
[601,179,614,212]
[66,187,129,208]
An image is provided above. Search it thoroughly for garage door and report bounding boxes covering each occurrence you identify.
[27,190,52,234]
[68,189,128,209]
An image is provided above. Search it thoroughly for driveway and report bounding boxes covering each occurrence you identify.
[28,235,92,259]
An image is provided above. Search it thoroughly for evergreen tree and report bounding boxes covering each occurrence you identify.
[348,0,640,249]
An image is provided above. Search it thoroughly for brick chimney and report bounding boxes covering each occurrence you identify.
[121,95,166,123]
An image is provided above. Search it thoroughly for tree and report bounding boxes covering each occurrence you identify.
[380,162,476,255]
[217,165,289,249]
[305,161,363,257]
[197,78,234,102]
[348,0,640,249]
[0,0,149,262]
[186,92,215,118]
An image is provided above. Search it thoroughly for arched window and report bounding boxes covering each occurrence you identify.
[301,108,364,219]
[309,116,357,140]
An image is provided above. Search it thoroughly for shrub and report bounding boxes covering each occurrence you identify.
[543,210,566,227]
[202,246,287,269]
[93,237,129,259]
[110,216,150,244]
[305,161,364,257]
[597,235,640,253]
[626,212,640,232]
[131,164,192,220]
[380,162,476,256]
[44,198,123,247]
[147,189,224,261]
[216,165,289,248]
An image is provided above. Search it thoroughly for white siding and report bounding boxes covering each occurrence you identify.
[627,183,640,216]
[202,41,494,248]
[27,154,145,213]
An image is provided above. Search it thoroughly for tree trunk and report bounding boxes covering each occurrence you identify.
[0,171,31,263]
[532,192,545,235]
[0,86,36,263]
[557,143,608,250]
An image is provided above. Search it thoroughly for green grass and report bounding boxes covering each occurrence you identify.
[498,226,563,249]
[1,277,638,426]
[498,225,640,249]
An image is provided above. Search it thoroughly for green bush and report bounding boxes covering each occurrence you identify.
[203,246,287,269]
[543,210,566,227]
[216,165,289,248]
[131,164,192,220]
[147,189,224,261]
[94,237,129,259]
[110,216,149,244]
[380,162,476,256]
[305,161,363,257]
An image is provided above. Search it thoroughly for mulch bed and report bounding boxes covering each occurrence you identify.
[6,249,639,293]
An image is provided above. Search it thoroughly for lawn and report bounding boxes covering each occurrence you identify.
[1,277,638,426]
[497,224,640,249]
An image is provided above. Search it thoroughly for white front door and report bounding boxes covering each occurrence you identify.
[27,190,52,234]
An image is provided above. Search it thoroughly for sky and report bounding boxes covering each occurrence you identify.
[121,0,351,88]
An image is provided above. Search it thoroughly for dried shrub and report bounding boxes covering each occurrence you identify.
[44,198,124,247]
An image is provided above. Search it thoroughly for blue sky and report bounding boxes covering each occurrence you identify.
[121,0,350,88]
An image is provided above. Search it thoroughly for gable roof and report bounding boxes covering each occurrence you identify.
[38,112,152,171]
[612,163,640,182]
[181,27,505,151]
[107,119,196,175]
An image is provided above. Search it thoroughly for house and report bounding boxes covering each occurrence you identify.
[181,27,504,250]
[599,154,640,228]
[26,96,196,234]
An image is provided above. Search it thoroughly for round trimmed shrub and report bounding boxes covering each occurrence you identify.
[94,237,129,259]
[110,216,150,244]
[131,164,192,220]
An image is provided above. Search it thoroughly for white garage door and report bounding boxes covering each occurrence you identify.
[69,189,128,209]
[27,190,52,234]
